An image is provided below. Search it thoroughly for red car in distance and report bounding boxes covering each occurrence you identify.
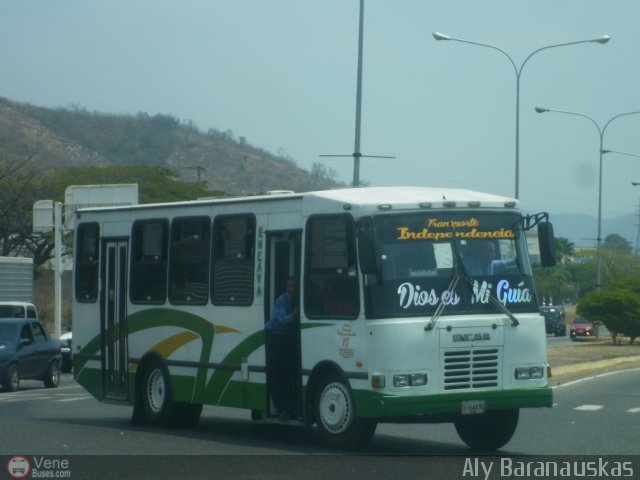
[570,317,598,341]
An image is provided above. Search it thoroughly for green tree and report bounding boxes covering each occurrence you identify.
[603,233,632,254]
[577,288,640,344]
[532,264,576,305]
[555,237,575,264]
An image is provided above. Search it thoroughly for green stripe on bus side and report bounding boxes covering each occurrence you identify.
[75,312,333,406]
[202,322,332,404]
[127,308,216,401]
[353,387,553,418]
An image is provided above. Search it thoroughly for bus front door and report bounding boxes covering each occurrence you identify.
[102,239,128,401]
[265,230,302,420]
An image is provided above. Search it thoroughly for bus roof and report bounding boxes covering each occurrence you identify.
[74,186,519,215]
[307,186,517,207]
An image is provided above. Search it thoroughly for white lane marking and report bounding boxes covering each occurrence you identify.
[574,404,603,411]
[627,407,640,413]
[553,367,640,389]
[59,396,91,402]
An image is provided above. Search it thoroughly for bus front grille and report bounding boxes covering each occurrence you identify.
[442,348,501,390]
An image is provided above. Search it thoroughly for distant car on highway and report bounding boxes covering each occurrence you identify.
[539,305,566,336]
[570,316,598,341]
[0,318,62,392]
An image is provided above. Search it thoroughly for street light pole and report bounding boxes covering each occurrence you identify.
[432,32,610,199]
[321,0,394,185]
[535,107,640,290]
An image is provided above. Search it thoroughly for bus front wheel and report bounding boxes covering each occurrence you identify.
[141,359,174,427]
[454,409,519,451]
[313,374,376,449]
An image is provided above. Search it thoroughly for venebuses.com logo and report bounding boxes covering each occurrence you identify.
[7,456,30,479]
[6,455,71,479]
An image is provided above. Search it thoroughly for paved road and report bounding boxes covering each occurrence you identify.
[1,368,639,456]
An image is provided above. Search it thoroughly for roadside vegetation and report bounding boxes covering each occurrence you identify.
[536,235,640,345]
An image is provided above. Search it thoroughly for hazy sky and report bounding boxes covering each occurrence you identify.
[2,1,640,221]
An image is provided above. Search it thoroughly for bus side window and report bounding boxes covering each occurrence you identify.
[75,223,100,303]
[211,215,255,306]
[169,216,211,305]
[305,215,359,319]
[130,220,169,304]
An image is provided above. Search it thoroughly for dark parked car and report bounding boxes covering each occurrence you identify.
[0,318,62,392]
[539,305,566,336]
[570,316,598,341]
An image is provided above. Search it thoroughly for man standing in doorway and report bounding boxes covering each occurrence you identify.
[265,277,298,420]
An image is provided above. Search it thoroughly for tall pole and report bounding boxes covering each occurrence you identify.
[433,33,610,199]
[320,0,394,184]
[536,107,640,289]
[352,0,364,187]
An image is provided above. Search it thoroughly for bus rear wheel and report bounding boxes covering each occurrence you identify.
[141,359,174,427]
[314,374,376,449]
[454,409,519,451]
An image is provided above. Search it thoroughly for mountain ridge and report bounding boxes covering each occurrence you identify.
[0,97,340,195]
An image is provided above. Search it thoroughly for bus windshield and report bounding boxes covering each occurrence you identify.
[361,211,538,318]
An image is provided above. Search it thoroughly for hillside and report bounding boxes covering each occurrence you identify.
[0,97,340,195]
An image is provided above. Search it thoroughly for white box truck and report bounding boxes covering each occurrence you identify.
[0,256,33,303]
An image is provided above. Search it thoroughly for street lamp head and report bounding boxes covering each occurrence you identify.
[432,32,451,41]
[632,182,640,186]
[535,107,549,114]
[593,35,611,44]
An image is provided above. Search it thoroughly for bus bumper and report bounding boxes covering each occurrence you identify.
[354,387,553,419]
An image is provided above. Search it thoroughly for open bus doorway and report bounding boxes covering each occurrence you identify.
[264,230,302,421]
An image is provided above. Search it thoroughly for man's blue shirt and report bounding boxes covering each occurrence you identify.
[265,292,295,334]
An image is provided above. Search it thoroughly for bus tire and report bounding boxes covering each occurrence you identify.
[141,359,174,427]
[454,409,519,451]
[314,373,377,449]
[43,361,61,388]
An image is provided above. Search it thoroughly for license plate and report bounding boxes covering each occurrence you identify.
[461,400,486,415]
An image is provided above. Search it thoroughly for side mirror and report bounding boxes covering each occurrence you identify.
[538,221,556,267]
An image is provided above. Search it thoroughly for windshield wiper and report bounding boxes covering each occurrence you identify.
[425,240,519,330]
[424,274,460,331]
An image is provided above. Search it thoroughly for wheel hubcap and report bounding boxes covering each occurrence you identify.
[146,369,165,413]
[319,382,352,434]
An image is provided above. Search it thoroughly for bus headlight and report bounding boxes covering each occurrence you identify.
[515,366,545,380]
[393,373,428,387]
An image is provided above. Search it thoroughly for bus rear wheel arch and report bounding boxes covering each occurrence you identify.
[454,408,519,451]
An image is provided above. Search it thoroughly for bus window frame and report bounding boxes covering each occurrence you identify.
[304,213,360,320]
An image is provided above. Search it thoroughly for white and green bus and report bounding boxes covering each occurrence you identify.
[72,186,556,450]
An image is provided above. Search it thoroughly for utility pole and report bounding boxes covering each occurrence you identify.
[187,166,205,181]
[320,0,394,186]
